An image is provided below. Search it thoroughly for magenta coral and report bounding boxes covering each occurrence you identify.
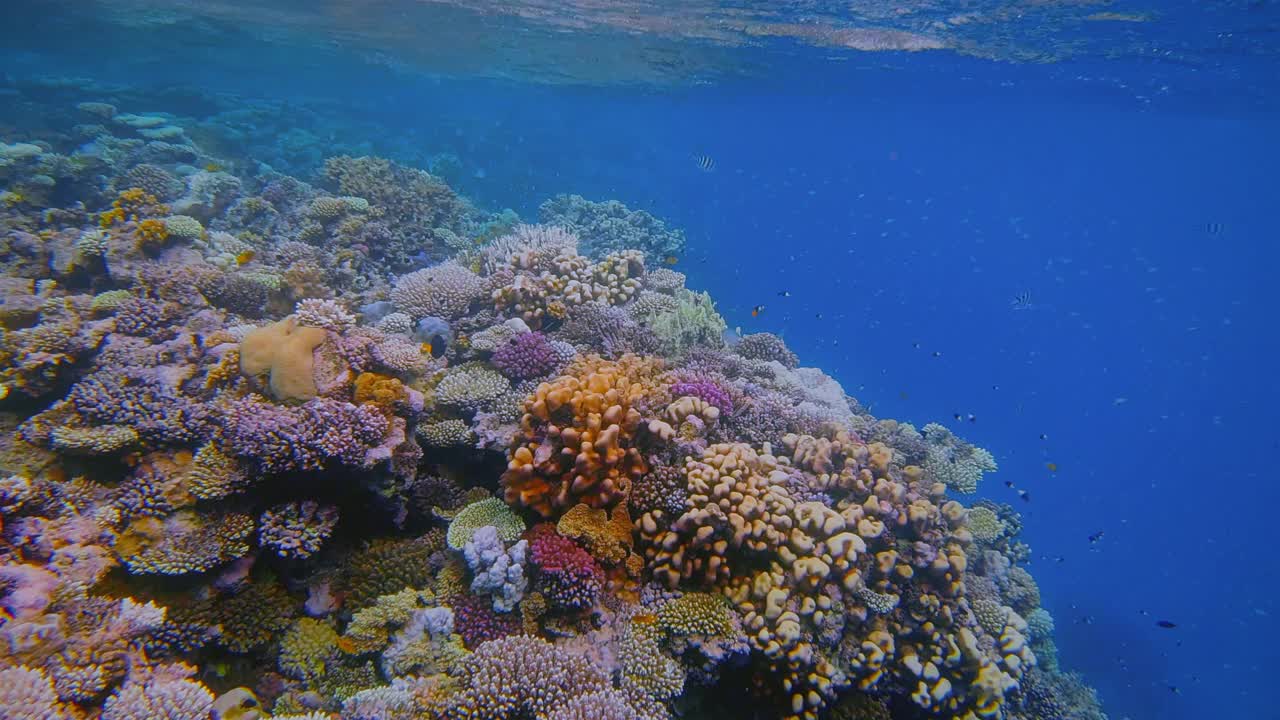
[669,380,733,414]
[450,592,522,650]
[490,331,559,380]
[223,395,389,474]
[527,524,604,611]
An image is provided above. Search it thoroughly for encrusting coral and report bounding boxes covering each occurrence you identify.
[0,94,1103,720]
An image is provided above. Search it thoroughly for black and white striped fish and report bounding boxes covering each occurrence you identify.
[693,153,716,172]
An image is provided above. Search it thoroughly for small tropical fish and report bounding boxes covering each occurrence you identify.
[693,153,716,172]
[814,313,823,320]
[932,351,942,358]
[663,255,679,265]
[1039,433,1048,440]
[899,391,909,400]
[1156,620,1177,629]
[1011,291,1033,310]
[1017,489,1031,502]
[1205,222,1223,235]
[1046,462,1058,472]
[1088,531,1104,544]
[421,335,448,359]
[777,290,791,297]
[1168,685,1180,695]
[954,413,963,421]
[235,250,255,265]
[751,304,765,317]
[204,162,223,172]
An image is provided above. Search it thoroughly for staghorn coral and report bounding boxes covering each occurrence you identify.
[503,354,665,517]
[527,524,604,611]
[735,332,799,368]
[278,618,340,681]
[480,224,579,274]
[223,395,389,474]
[115,510,254,575]
[432,635,628,718]
[102,664,213,720]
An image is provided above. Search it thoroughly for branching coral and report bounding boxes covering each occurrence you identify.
[922,423,998,494]
[259,501,340,559]
[503,354,665,518]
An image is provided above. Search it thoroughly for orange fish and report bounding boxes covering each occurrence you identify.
[205,162,223,172]
[664,255,679,265]
[235,250,255,265]
[1046,462,1058,473]
[751,304,765,317]
[421,342,434,355]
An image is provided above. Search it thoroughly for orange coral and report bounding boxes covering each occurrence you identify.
[136,218,170,250]
[100,187,167,228]
[502,354,666,518]
[556,502,635,566]
[354,372,408,415]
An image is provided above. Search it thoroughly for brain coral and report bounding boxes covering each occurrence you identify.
[502,353,665,518]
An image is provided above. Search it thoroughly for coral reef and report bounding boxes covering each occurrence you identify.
[0,95,1101,720]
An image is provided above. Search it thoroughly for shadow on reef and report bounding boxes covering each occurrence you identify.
[0,79,1107,720]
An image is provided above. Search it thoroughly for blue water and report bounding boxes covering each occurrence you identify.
[4,1,1279,718]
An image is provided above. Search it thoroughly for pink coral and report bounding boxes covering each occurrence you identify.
[527,524,604,611]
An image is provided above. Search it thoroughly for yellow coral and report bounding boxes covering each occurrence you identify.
[100,187,167,228]
[555,502,634,565]
[353,372,408,414]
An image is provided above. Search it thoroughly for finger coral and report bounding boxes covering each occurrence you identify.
[503,354,665,518]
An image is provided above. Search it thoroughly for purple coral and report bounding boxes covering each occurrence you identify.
[735,332,799,368]
[222,395,389,474]
[669,380,733,414]
[528,525,604,611]
[451,592,522,650]
[491,332,559,380]
[66,367,212,446]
